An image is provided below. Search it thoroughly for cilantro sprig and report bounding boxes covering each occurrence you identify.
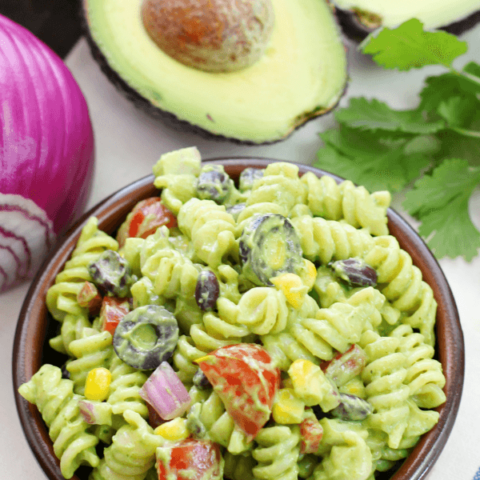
[315,19,480,261]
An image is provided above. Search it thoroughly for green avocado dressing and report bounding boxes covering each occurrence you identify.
[125,323,158,351]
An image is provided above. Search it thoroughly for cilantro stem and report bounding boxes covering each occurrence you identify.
[450,67,480,88]
[451,127,480,139]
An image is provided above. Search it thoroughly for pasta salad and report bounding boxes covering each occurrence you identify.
[19,147,446,480]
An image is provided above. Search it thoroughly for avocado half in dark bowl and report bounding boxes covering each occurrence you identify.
[331,0,480,41]
[82,0,348,144]
[14,158,463,480]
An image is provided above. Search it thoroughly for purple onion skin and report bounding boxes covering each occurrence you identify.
[0,15,94,291]
[0,15,95,232]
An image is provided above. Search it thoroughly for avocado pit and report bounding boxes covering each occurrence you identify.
[141,0,275,72]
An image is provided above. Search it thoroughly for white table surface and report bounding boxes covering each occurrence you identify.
[2,23,480,480]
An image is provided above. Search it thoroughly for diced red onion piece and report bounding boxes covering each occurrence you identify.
[79,400,96,424]
[78,400,112,425]
[140,362,191,420]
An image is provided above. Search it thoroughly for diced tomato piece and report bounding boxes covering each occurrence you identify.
[300,415,323,454]
[157,439,222,480]
[197,344,280,441]
[117,198,177,247]
[77,281,103,316]
[100,297,130,335]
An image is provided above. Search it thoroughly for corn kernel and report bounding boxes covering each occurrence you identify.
[288,359,340,411]
[155,417,189,441]
[301,260,317,291]
[272,389,305,424]
[84,367,112,401]
[271,273,307,309]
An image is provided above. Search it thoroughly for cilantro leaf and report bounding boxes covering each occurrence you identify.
[403,159,480,260]
[437,130,480,166]
[316,127,431,193]
[335,98,445,134]
[437,96,478,128]
[361,18,468,70]
[420,73,480,114]
[464,61,480,79]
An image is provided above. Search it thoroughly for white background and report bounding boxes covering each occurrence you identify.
[1,21,480,480]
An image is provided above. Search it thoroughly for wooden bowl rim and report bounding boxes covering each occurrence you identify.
[13,157,464,480]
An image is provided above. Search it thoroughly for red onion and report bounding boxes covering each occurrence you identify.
[78,400,112,425]
[140,362,191,420]
[0,15,94,292]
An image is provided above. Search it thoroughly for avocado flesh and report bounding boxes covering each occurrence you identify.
[84,0,347,144]
[332,0,480,30]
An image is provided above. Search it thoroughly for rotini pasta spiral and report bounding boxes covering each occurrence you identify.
[313,267,401,331]
[366,427,413,473]
[46,217,118,322]
[141,248,198,300]
[90,410,163,480]
[363,235,437,345]
[235,287,289,335]
[18,365,100,479]
[301,172,391,236]
[217,264,242,304]
[130,277,164,308]
[107,356,149,418]
[178,198,238,268]
[403,398,439,441]
[187,390,251,454]
[360,330,410,449]
[375,445,410,473]
[252,425,300,480]
[263,288,384,370]
[66,327,114,395]
[173,307,251,383]
[246,163,307,215]
[390,325,446,408]
[152,147,201,216]
[311,419,374,480]
[190,310,250,354]
[49,314,92,356]
[291,215,375,265]
[138,226,188,266]
[141,247,202,332]
[224,452,256,480]
[173,335,205,384]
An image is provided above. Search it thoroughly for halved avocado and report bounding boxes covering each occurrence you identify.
[332,0,480,41]
[82,0,347,144]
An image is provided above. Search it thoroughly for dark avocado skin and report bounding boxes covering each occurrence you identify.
[80,0,348,145]
[336,7,480,42]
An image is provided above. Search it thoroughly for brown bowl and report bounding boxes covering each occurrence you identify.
[13,158,464,480]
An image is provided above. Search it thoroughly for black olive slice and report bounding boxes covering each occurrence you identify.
[226,202,246,221]
[88,249,133,297]
[239,213,303,286]
[330,258,377,287]
[196,164,233,204]
[195,270,220,311]
[239,167,264,191]
[113,305,179,370]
